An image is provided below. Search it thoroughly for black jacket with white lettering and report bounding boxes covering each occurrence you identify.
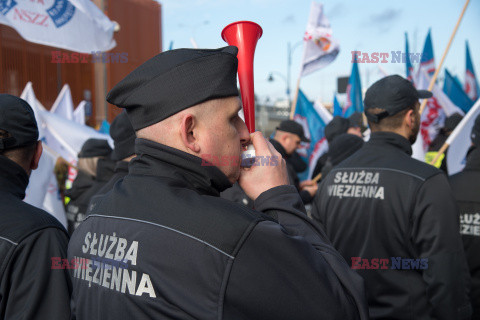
[0,156,71,320]
[312,132,472,320]
[68,138,369,320]
[449,146,480,320]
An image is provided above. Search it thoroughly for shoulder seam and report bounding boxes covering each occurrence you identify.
[0,236,18,246]
[87,214,235,259]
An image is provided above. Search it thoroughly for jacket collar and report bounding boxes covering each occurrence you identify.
[269,138,289,158]
[129,139,232,196]
[0,156,29,199]
[115,160,129,173]
[367,131,412,156]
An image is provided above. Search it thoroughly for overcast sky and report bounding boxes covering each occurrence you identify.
[157,0,480,105]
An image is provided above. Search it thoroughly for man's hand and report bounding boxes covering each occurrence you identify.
[239,132,289,200]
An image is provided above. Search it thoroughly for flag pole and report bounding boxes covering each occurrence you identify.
[429,98,480,165]
[312,172,322,183]
[289,74,302,119]
[419,0,470,115]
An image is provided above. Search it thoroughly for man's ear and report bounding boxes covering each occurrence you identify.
[405,109,416,129]
[180,114,200,153]
[31,141,43,170]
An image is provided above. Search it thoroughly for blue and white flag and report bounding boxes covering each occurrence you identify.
[343,57,363,117]
[405,32,414,82]
[465,41,479,101]
[300,2,340,77]
[420,30,435,77]
[332,94,342,117]
[443,69,474,113]
[293,90,332,180]
[0,0,116,53]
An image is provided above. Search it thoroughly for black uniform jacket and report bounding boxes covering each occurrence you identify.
[94,160,129,197]
[312,132,472,320]
[270,139,312,204]
[449,146,480,320]
[68,138,369,320]
[0,156,71,319]
[66,159,115,234]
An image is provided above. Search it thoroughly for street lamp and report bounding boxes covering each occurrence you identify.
[287,41,303,106]
[268,71,289,103]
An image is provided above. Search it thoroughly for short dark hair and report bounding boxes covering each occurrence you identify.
[0,129,37,169]
[366,103,418,131]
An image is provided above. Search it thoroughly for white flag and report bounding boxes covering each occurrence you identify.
[412,68,464,161]
[446,99,480,175]
[0,0,116,53]
[73,101,86,125]
[40,109,112,162]
[24,144,67,228]
[50,84,74,121]
[300,2,340,77]
[20,82,47,139]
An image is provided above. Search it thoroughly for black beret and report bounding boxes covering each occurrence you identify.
[444,113,463,132]
[78,138,112,158]
[110,112,136,161]
[106,46,240,131]
[0,94,38,150]
[325,116,350,143]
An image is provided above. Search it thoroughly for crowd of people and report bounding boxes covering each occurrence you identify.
[0,45,478,319]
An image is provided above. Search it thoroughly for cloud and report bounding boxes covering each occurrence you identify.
[282,14,295,24]
[361,8,402,33]
[370,8,402,23]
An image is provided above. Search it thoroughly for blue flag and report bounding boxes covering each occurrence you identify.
[333,94,342,117]
[443,69,473,113]
[343,57,363,117]
[420,29,435,77]
[405,32,414,82]
[293,89,331,180]
[465,41,479,101]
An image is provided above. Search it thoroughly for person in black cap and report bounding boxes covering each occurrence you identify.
[269,119,318,203]
[92,111,136,198]
[68,46,369,319]
[312,74,472,319]
[0,94,71,319]
[311,115,363,180]
[449,114,480,319]
[65,138,114,234]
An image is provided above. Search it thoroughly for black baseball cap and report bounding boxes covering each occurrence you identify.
[276,120,310,142]
[0,94,39,150]
[364,75,432,123]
